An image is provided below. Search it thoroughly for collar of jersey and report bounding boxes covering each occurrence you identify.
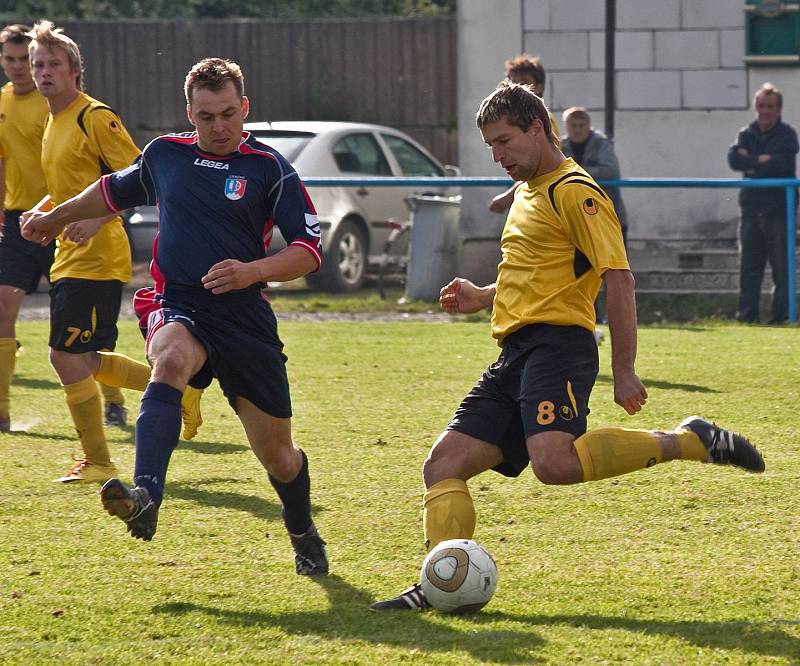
[192,131,251,161]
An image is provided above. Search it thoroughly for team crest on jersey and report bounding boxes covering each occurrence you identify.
[582,198,598,215]
[224,176,247,200]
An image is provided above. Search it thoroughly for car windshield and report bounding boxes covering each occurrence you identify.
[250,131,315,162]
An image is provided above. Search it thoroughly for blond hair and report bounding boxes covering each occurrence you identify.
[27,20,83,90]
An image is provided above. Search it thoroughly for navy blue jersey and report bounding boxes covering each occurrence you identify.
[100,131,322,288]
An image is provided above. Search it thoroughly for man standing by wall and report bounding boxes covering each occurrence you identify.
[561,106,627,244]
[0,24,51,433]
[728,83,798,324]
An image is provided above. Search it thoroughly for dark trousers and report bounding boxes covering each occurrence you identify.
[737,211,788,323]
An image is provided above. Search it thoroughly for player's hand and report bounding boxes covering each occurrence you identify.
[439,278,489,315]
[613,370,648,415]
[20,210,61,246]
[63,218,103,245]
[202,259,258,294]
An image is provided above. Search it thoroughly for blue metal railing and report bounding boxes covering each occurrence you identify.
[304,176,800,323]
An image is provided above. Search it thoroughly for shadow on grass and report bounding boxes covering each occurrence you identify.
[167,478,283,522]
[13,376,61,390]
[178,440,250,454]
[152,575,544,663]
[597,373,719,393]
[153,576,800,663]
[7,429,79,442]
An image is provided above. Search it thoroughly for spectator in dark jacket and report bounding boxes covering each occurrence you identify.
[728,82,798,324]
[561,107,628,244]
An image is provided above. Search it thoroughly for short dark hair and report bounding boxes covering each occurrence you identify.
[1,24,32,51]
[754,82,782,110]
[504,54,546,87]
[476,80,557,147]
[184,58,244,104]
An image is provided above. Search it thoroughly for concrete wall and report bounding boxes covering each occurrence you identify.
[458,0,800,250]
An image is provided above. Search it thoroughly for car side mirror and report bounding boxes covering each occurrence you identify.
[443,165,461,177]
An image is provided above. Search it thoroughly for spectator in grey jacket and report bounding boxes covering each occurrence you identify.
[561,107,628,244]
[727,82,798,324]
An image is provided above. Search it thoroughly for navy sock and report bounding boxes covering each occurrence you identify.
[269,449,312,535]
[133,382,182,507]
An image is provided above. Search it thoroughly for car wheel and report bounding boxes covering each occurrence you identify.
[306,219,367,292]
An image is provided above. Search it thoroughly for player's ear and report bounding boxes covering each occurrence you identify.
[241,95,250,120]
[186,103,196,128]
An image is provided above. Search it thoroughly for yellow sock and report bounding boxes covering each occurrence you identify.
[64,376,111,466]
[423,478,476,552]
[95,351,151,392]
[674,428,708,462]
[573,427,664,481]
[0,338,17,419]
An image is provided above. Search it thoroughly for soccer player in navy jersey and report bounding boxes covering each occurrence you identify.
[22,58,328,575]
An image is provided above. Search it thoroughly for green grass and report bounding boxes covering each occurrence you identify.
[1,319,799,665]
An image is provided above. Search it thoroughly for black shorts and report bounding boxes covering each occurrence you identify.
[448,323,599,478]
[0,209,55,293]
[49,279,122,352]
[145,284,291,419]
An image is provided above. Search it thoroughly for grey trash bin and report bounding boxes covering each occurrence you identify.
[405,195,461,301]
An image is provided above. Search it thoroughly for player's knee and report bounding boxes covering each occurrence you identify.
[150,349,193,386]
[530,456,578,485]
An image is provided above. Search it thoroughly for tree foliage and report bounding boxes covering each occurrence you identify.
[1,0,454,20]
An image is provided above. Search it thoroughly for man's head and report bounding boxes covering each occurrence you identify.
[28,20,83,101]
[504,54,546,96]
[753,82,782,132]
[563,106,592,144]
[0,24,34,93]
[476,80,560,182]
[185,58,249,156]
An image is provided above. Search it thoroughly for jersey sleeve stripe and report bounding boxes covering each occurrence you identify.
[547,174,609,214]
[290,238,322,270]
[99,174,121,212]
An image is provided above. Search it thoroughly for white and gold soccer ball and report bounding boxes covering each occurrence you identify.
[419,538,498,613]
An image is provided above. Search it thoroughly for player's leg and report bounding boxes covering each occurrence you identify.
[100,318,209,540]
[48,279,125,483]
[371,354,521,611]
[0,211,52,432]
[236,397,328,576]
[0,285,25,432]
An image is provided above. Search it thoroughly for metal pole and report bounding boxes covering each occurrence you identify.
[787,185,797,323]
[605,0,616,139]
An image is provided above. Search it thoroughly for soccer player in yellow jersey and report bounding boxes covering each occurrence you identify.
[0,24,51,433]
[371,81,765,611]
[27,20,153,482]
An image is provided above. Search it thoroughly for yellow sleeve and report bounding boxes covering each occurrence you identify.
[84,107,141,172]
[556,179,629,273]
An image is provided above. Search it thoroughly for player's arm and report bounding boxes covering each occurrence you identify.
[439,278,495,314]
[728,131,757,173]
[202,246,319,294]
[604,269,647,415]
[0,158,5,231]
[489,182,520,213]
[21,179,111,245]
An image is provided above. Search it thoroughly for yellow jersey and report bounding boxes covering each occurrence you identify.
[491,158,629,343]
[0,82,48,210]
[41,92,140,282]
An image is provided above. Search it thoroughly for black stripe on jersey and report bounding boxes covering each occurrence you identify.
[547,174,609,215]
[76,103,116,137]
[574,248,592,279]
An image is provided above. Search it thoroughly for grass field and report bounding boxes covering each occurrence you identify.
[1,318,799,665]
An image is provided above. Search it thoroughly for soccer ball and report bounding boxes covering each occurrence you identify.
[419,538,498,613]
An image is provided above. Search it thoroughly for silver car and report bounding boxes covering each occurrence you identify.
[127,120,458,292]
